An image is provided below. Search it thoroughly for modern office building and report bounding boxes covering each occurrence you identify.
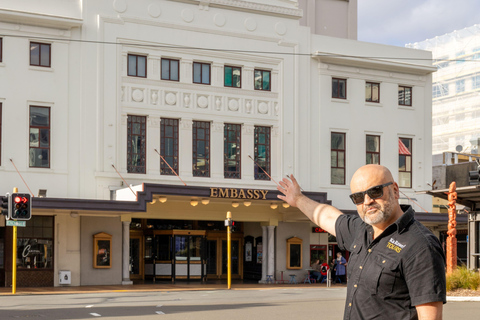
[0,0,436,287]
[408,25,480,156]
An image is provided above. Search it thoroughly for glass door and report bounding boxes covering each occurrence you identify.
[129,234,143,279]
[222,240,239,275]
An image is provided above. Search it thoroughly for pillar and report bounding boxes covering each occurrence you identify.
[267,226,275,279]
[122,221,133,285]
[259,225,268,283]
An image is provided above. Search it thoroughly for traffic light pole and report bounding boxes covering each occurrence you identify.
[12,187,18,294]
[226,211,232,290]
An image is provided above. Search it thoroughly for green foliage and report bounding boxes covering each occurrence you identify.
[446,266,480,291]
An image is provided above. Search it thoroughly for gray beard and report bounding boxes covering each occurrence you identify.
[363,208,388,225]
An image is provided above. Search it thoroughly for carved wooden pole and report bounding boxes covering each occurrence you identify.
[446,181,458,274]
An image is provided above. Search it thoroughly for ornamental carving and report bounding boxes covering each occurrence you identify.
[197,96,209,108]
[132,89,144,102]
[165,92,177,105]
[258,102,268,114]
[228,99,239,111]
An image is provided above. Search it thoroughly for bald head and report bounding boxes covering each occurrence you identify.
[350,165,394,193]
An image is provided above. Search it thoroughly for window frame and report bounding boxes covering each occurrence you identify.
[16,216,54,270]
[127,54,147,78]
[161,58,180,81]
[193,62,211,85]
[332,78,347,99]
[254,126,271,180]
[0,38,2,62]
[224,123,241,179]
[331,132,346,185]
[398,137,412,188]
[30,42,51,68]
[398,85,412,106]
[160,118,179,175]
[366,134,380,165]
[29,106,51,168]
[127,115,147,174]
[224,65,242,88]
[192,121,210,177]
[365,81,380,103]
[254,69,271,91]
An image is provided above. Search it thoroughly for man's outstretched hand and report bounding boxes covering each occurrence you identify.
[277,174,303,207]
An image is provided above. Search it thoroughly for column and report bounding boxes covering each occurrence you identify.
[122,221,133,285]
[242,123,255,181]
[211,121,224,179]
[179,118,193,178]
[267,226,275,278]
[259,225,268,283]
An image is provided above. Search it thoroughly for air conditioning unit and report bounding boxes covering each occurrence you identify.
[59,271,71,285]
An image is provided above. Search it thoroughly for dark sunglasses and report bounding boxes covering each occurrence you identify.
[349,182,393,205]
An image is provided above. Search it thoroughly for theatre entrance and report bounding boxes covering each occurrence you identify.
[129,219,243,282]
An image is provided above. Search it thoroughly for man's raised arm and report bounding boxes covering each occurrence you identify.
[277,174,343,236]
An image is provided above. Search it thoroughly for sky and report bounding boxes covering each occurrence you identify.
[358,0,480,47]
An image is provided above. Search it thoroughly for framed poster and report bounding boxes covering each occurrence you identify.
[256,243,262,264]
[93,232,112,269]
[245,242,252,262]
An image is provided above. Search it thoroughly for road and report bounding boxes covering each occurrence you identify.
[0,288,478,319]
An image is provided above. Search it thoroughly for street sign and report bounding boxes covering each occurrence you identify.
[6,220,26,227]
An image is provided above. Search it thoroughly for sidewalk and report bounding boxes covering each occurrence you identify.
[0,281,346,296]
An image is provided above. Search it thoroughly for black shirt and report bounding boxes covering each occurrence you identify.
[335,205,446,320]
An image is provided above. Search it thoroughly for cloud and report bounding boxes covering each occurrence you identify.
[358,0,480,47]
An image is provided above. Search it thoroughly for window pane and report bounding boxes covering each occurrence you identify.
[197,128,205,140]
[171,60,179,81]
[398,87,405,104]
[30,107,49,126]
[30,43,40,65]
[331,168,344,184]
[366,136,379,152]
[365,83,372,101]
[29,148,49,167]
[137,56,146,77]
[372,84,379,102]
[128,55,137,76]
[233,68,241,87]
[332,79,338,97]
[40,129,49,147]
[399,155,406,171]
[40,44,50,67]
[193,63,201,83]
[338,151,345,167]
[399,172,411,188]
[331,133,345,149]
[331,151,337,167]
[263,72,270,90]
[202,64,210,84]
[405,87,411,105]
[254,70,262,90]
[224,67,232,86]
[30,128,39,147]
[339,80,346,98]
[161,59,170,80]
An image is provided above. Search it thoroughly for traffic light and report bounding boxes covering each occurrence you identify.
[231,221,237,232]
[10,193,31,220]
[1,193,9,218]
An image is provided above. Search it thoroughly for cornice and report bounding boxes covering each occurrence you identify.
[0,8,82,29]
[168,0,302,19]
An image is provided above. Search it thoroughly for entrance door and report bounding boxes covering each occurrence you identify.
[222,240,239,275]
[205,231,243,279]
[130,234,144,280]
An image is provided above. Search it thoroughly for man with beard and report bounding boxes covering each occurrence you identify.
[277,165,446,320]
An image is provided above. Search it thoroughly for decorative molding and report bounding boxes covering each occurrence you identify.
[258,101,269,114]
[212,121,224,132]
[165,92,177,105]
[197,95,209,108]
[132,88,144,102]
[180,119,193,129]
[148,3,162,18]
[228,98,239,111]
[168,0,303,19]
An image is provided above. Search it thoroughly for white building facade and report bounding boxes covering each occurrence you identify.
[0,0,434,287]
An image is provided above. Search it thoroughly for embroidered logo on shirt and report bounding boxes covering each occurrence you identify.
[387,238,406,253]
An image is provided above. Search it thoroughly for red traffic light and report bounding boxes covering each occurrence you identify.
[14,196,21,203]
[14,196,28,204]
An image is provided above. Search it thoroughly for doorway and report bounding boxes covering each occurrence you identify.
[206,231,243,279]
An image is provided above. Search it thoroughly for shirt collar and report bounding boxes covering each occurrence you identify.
[396,205,415,234]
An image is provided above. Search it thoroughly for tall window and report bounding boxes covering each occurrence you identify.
[30,42,51,67]
[160,118,179,175]
[128,54,147,78]
[398,86,412,106]
[193,121,210,177]
[456,79,465,94]
[161,58,179,81]
[365,82,380,103]
[332,78,347,99]
[473,75,480,90]
[366,135,380,165]
[254,126,271,180]
[29,106,50,168]
[224,123,241,179]
[331,132,345,185]
[433,83,449,98]
[399,138,412,188]
[224,66,241,88]
[193,62,211,85]
[127,115,146,174]
[254,69,271,91]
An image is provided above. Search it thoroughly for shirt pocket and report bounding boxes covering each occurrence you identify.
[346,242,362,274]
[366,254,400,296]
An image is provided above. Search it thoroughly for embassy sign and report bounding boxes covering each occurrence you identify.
[210,187,269,200]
